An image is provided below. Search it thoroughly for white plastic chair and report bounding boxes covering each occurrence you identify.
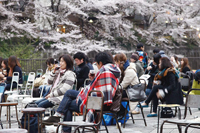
[21,77,48,106]
[4,72,20,95]
[7,72,36,102]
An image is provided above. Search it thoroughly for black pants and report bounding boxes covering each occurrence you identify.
[145,85,164,113]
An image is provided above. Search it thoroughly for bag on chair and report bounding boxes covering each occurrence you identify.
[34,77,45,87]
[127,83,147,102]
[160,107,174,118]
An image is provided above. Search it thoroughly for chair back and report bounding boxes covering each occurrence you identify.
[36,69,43,77]
[72,79,77,90]
[184,88,200,119]
[180,77,190,91]
[84,78,91,87]
[24,72,35,97]
[0,83,6,102]
[84,90,104,125]
[39,78,49,98]
[186,89,200,108]
[10,72,19,91]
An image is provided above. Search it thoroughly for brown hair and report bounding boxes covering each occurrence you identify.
[8,56,21,77]
[114,53,127,83]
[180,57,191,72]
[59,54,74,70]
[159,57,173,71]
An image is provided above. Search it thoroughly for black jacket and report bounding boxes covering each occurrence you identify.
[145,62,159,90]
[161,71,183,105]
[6,65,23,84]
[74,62,90,90]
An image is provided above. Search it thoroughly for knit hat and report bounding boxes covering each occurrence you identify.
[131,54,139,61]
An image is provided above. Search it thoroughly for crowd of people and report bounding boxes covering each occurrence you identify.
[0,43,198,133]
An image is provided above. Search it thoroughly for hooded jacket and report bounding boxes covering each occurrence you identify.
[76,63,120,113]
[120,63,139,89]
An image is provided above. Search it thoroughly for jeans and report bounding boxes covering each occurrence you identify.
[5,83,17,91]
[145,88,151,96]
[145,85,164,113]
[56,90,80,132]
[39,85,51,97]
[35,98,54,108]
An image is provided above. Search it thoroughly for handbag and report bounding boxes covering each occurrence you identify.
[34,77,45,87]
[160,107,174,118]
[110,86,122,112]
[126,83,147,102]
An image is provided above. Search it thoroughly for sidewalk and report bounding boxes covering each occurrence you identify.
[0,105,200,133]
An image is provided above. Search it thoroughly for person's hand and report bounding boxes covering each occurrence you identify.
[0,74,4,78]
[3,77,6,81]
[147,66,152,70]
[42,77,45,79]
[45,94,50,99]
[156,90,163,99]
[88,73,95,81]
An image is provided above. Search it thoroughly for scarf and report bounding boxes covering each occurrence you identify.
[154,67,179,81]
[123,60,130,70]
[52,69,66,89]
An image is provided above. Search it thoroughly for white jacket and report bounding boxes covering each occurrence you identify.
[120,63,139,89]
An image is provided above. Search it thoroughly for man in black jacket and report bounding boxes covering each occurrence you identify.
[73,52,90,90]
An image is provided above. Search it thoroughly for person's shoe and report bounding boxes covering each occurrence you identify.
[147,113,157,117]
[137,104,148,108]
[43,116,61,125]
[130,110,140,114]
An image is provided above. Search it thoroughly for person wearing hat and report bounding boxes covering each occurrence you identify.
[130,53,144,78]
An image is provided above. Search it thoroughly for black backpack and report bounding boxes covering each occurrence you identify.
[160,107,174,118]
[21,102,38,133]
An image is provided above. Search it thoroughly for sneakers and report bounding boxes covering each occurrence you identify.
[43,116,61,125]
[130,110,140,114]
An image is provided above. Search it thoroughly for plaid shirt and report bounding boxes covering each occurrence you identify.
[76,63,120,114]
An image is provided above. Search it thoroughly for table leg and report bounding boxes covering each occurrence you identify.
[24,114,26,129]
[157,106,160,133]
[8,106,11,128]
[38,113,40,133]
[15,105,21,127]
[28,114,30,132]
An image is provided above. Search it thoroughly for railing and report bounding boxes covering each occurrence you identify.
[19,59,47,74]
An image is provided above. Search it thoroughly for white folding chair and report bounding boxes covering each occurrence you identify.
[21,77,48,106]
[4,72,20,96]
[7,72,36,102]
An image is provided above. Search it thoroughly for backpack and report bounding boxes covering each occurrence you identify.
[137,51,148,68]
[21,102,38,133]
[160,107,174,118]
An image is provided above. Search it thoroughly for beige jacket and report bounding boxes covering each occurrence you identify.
[120,63,139,89]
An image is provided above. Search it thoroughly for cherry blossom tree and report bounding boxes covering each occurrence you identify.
[0,0,200,55]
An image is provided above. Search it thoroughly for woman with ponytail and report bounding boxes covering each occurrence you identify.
[114,53,139,113]
[4,56,23,91]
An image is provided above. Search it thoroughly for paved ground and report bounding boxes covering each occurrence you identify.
[1,104,200,133]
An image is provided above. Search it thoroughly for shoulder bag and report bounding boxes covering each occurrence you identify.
[126,82,147,102]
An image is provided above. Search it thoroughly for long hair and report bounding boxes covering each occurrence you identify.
[114,53,127,83]
[180,57,191,72]
[159,57,173,71]
[8,56,21,77]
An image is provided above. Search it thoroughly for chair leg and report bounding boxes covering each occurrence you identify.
[113,114,122,133]
[139,102,147,126]
[123,102,129,128]
[160,120,167,133]
[130,113,135,124]
[188,107,192,115]
[177,125,182,133]
[183,107,187,119]
[56,124,61,133]
[102,116,109,133]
